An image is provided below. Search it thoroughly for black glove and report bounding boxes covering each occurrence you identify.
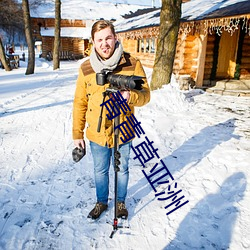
[72,145,86,162]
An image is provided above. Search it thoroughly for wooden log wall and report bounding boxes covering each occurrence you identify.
[41,37,53,58]
[72,38,87,55]
[41,37,86,58]
[134,53,156,68]
[173,34,185,75]
[120,31,200,78]
[203,33,216,83]
[61,38,74,52]
[173,34,199,80]
[32,18,86,29]
[240,35,250,79]
[120,38,156,68]
[120,39,137,54]
[183,35,198,79]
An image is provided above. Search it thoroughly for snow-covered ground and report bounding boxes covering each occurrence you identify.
[0,49,250,250]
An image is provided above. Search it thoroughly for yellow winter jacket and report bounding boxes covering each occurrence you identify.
[72,52,150,148]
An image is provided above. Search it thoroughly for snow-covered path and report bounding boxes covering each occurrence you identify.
[0,58,249,249]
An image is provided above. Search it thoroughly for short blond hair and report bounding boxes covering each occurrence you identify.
[91,20,116,40]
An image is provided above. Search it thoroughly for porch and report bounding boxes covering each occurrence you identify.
[205,79,250,97]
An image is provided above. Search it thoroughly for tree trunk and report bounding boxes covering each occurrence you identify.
[53,0,61,70]
[0,37,11,71]
[151,0,182,90]
[22,0,35,75]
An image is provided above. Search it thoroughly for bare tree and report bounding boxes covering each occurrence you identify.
[29,0,47,8]
[22,0,35,75]
[151,0,182,90]
[0,0,23,71]
[53,0,61,70]
[0,37,11,71]
[0,0,24,38]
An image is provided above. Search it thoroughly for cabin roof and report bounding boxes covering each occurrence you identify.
[115,0,250,32]
[40,27,91,39]
[30,0,151,20]
[182,0,250,21]
[115,8,160,33]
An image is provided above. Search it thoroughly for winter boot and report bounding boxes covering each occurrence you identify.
[87,202,108,220]
[117,202,128,219]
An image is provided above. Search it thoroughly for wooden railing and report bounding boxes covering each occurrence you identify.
[46,51,83,61]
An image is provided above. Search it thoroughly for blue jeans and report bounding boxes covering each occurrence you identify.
[90,141,132,205]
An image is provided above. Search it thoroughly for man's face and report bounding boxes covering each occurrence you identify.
[93,27,117,60]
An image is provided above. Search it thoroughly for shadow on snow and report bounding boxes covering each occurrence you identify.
[164,172,247,249]
[127,118,240,217]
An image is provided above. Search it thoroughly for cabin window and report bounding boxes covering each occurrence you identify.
[137,39,143,53]
[150,38,155,53]
[137,38,156,54]
[137,39,140,53]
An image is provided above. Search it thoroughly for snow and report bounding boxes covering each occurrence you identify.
[0,48,250,249]
[115,0,250,32]
[114,9,160,32]
[182,0,249,21]
[30,0,153,20]
[40,27,92,39]
[93,0,161,7]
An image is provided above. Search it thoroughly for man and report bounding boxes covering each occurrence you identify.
[73,20,150,220]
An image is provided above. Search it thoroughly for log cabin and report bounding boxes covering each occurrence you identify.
[30,1,152,61]
[115,0,250,93]
[31,18,92,60]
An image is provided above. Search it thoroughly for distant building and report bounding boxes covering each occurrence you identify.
[30,1,151,60]
[31,17,92,60]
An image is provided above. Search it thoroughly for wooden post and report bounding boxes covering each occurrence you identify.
[195,32,207,88]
